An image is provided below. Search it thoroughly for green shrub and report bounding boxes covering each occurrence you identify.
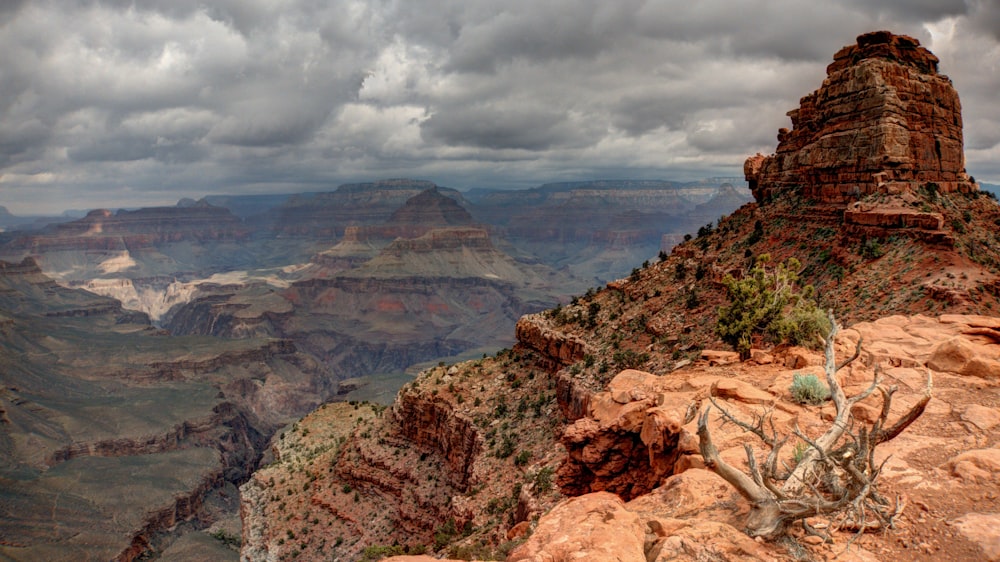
[514,450,531,466]
[859,238,884,259]
[361,545,405,561]
[533,466,555,494]
[789,373,830,405]
[612,349,649,370]
[770,305,829,347]
[716,255,825,360]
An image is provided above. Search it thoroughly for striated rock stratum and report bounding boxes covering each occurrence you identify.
[745,30,975,204]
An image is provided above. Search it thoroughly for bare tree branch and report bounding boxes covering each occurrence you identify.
[696,312,931,540]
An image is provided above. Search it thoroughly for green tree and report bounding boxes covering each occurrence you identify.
[716,255,826,360]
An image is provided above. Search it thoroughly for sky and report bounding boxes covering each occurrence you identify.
[1,1,998,215]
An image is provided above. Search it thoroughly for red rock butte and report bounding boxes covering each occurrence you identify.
[745,30,977,204]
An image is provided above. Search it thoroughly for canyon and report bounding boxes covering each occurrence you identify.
[0,173,746,558]
[2,28,998,562]
[237,32,1000,562]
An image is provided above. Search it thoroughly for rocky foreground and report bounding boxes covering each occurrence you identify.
[243,313,1000,561]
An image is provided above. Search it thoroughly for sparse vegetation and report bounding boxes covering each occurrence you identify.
[789,373,829,405]
[699,312,932,540]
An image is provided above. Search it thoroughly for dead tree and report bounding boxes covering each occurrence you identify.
[697,311,932,540]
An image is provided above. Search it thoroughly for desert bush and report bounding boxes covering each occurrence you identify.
[859,238,884,259]
[770,304,828,347]
[716,255,826,359]
[533,466,555,494]
[612,349,649,370]
[514,450,531,466]
[789,373,829,405]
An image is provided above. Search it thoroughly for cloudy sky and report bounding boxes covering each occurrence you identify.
[1,0,998,214]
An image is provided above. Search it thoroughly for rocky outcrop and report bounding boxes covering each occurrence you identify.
[557,370,699,500]
[391,390,482,490]
[746,31,976,204]
[515,314,592,369]
[507,471,772,562]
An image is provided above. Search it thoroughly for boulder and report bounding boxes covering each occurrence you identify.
[952,513,1000,561]
[946,448,1000,483]
[507,492,646,562]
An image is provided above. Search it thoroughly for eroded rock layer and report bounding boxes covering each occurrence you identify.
[745,31,976,204]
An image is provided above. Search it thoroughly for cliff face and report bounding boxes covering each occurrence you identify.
[5,204,250,253]
[745,31,975,204]
[167,226,577,400]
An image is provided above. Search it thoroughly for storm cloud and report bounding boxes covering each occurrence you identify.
[1,1,998,213]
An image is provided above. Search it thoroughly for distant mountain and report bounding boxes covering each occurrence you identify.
[267,179,468,238]
[0,205,75,232]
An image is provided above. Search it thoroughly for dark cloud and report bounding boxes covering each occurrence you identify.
[0,0,28,24]
[967,0,1000,41]
[421,104,582,151]
[0,0,998,214]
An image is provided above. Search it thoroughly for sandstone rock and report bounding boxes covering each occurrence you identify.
[961,357,1000,380]
[745,31,975,204]
[645,519,772,562]
[946,448,1000,483]
[783,347,822,369]
[560,375,698,499]
[941,314,1000,330]
[927,336,979,374]
[952,513,1000,561]
[701,349,740,365]
[607,369,660,404]
[506,520,531,541]
[626,469,735,520]
[711,378,775,405]
[507,492,646,562]
[750,349,773,364]
[961,405,1000,431]
[516,314,592,368]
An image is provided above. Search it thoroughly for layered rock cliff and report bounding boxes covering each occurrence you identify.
[745,31,975,204]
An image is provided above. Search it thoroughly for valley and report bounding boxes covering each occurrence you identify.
[0,178,747,559]
[234,31,1000,562]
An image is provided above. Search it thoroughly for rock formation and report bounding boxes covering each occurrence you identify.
[4,203,250,254]
[745,31,976,204]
